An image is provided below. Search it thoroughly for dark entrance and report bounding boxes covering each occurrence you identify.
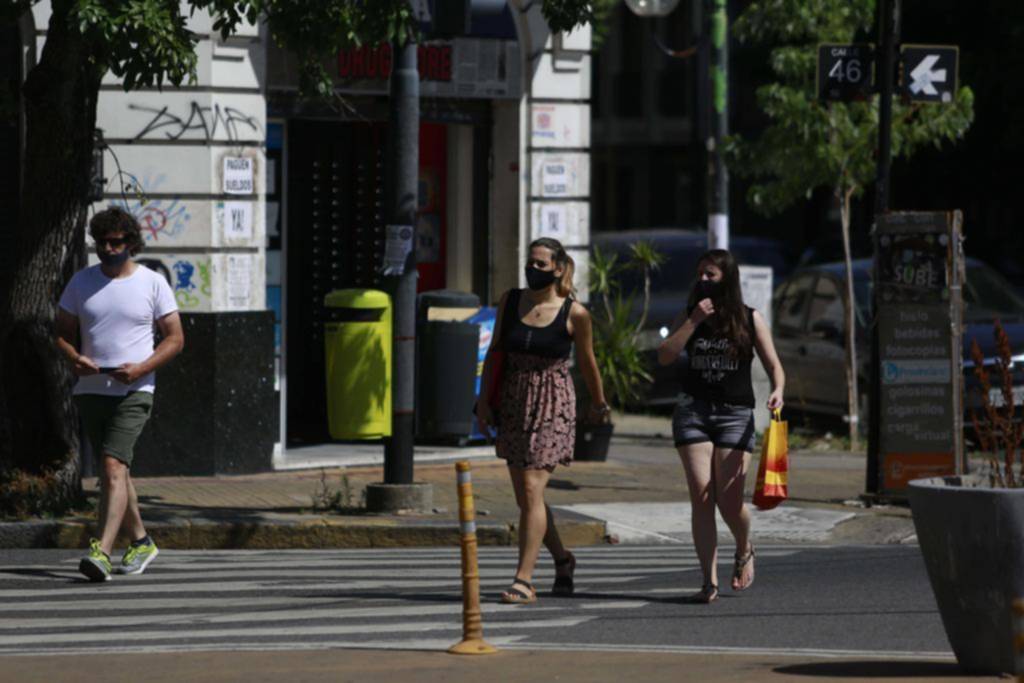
[285,120,387,443]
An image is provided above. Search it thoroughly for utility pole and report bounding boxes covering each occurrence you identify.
[370,38,432,512]
[706,0,729,250]
[867,0,900,496]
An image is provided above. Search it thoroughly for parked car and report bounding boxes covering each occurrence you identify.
[591,228,797,407]
[771,258,1024,423]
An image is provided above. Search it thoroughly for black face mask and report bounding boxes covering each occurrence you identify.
[525,266,558,291]
[694,279,721,301]
[97,249,131,267]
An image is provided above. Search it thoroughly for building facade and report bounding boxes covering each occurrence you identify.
[11,1,593,472]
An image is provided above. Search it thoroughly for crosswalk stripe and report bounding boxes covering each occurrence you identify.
[0,557,699,573]
[0,574,647,600]
[0,565,698,584]
[0,616,592,647]
[0,600,648,631]
[0,596,346,613]
[0,636,533,657]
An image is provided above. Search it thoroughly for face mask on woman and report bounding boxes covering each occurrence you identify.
[694,279,721,301]
[525,266,557,291]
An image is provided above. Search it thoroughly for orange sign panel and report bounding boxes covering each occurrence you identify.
[882,452,956,492]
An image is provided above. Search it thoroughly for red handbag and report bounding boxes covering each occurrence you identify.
[484,349,505,411]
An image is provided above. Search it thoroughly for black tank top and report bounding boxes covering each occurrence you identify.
[501,289,573,359]
[681,306,756,407]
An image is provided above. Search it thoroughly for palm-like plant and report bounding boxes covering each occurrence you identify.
[587,241,665,411]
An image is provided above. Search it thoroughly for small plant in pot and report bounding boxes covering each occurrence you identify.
[907,320,1024,675]
[574,241,664,461]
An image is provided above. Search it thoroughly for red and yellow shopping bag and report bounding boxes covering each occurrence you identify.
[753,409,788,510]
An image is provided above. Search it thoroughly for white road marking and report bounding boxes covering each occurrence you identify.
[508,642,955,661]
[0,574,644,599]
[0,616,591,647]
[0,601,647,630]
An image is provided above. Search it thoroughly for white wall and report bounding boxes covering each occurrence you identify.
[509,2,593,301]
[25,4,271,313]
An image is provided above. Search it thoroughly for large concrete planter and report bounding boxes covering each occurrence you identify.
[907,475,1024,674]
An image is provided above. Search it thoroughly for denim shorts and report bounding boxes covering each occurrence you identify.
[672,396,756,453]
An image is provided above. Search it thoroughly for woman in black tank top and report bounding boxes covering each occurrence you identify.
[657,249,786,604]
[477,237,608,604]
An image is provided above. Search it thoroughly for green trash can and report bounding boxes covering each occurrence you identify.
[324,289,392,439]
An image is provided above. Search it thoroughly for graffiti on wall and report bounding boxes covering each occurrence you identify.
[171,258,212,309]
[129,102,262,142]
[111,173,191,243]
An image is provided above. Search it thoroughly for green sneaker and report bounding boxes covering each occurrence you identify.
[115,538,159,575]
[79,538,112,582]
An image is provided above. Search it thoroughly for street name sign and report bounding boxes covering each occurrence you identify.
[901,45,958,103]
[817,43,874,102]
[874,211,964,496]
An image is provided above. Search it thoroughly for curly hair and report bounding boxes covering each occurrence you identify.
[89,207,145,256]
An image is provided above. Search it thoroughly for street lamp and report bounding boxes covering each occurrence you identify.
[624,0,729,250]
[623,0,681,17]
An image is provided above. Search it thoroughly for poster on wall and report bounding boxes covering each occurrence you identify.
[222,201,254,242]
[223,157,254,195]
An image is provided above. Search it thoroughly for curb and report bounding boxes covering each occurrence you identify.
[0,517,607,551]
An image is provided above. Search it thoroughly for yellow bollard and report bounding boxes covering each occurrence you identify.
[448,461,498,655]
[1014,598,1024,682]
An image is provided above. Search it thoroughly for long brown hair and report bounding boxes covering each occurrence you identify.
[529,237,576,298]
[687,249,752,357]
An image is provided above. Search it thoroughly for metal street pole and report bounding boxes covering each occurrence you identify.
[706,0,729,250]
[383,39,419,486]
[866,0,900,496]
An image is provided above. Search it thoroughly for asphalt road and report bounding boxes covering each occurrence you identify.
[0,545,952,661]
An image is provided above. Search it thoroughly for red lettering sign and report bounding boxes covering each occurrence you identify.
[338,44,451,82]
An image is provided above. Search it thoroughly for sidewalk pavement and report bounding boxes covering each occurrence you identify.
[4,648,989,683]
[0,415,915,549]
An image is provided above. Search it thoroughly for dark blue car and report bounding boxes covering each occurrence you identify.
[772,258,1024,422]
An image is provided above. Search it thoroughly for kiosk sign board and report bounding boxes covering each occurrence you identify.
[875,211,964,494]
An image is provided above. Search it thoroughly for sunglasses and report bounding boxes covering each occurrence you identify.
[95,237,128,248]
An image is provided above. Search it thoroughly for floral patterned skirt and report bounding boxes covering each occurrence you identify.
[496,353,576,470]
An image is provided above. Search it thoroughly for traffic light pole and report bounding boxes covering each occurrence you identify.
[369,39,432,512]
[866,0,900,496]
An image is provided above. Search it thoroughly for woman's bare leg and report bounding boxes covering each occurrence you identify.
[678,442,717,589]
[504,466,552,598]
[713,446,754,590]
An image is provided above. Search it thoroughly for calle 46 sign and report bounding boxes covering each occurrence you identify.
[817,43,874,102]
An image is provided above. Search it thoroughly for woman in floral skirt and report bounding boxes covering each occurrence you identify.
[476,237,608,604]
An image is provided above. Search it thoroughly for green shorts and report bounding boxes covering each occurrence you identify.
[75,392,154,467]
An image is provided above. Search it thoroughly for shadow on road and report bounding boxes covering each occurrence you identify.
[774,661,976,678]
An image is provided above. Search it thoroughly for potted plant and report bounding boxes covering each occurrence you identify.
[574,241,664,461]
[907,321,1024,674]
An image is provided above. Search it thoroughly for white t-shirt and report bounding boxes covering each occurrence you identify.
[58,263,178,396]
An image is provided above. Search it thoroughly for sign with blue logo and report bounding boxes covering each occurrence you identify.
[875,212,964,495]
[467,306,497,441]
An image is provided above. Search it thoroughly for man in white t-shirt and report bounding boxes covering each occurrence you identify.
[56,207,184,582]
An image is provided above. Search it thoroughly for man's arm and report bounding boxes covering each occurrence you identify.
[55,308,99,376]
[110,312,185,385]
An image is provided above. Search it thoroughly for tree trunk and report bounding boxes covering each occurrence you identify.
[839,187,860,451]
[0,2,103,513]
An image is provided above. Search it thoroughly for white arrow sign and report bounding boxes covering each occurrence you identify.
[910,55,947,95]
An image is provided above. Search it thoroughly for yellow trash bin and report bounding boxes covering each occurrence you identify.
[324,289,392,439]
